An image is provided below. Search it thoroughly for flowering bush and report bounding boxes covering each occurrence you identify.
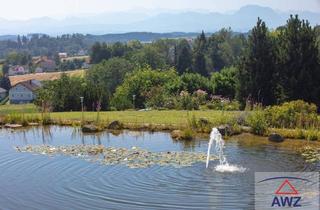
[193,89,208,105]
[206,95,240,111]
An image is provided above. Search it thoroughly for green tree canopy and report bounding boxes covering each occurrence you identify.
[111,67,180,110]
[237,18,276,106]
[277,15,320,106]
[85,57,133,110]
[211,66,237,99]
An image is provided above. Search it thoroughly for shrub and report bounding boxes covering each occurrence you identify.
[144,86,168,109]
[246,109,268,135]
[163,97,177,110]
[4,113,22,124]
[111,86,133,110]
[211,66,237,99]
[42,113,52,125]
[193,89,208,105]
[182,128,195,140]
[265,100,319,129]
[206,97,240,111]
[180,73,212,94]
[177,91,199,110]
[111,67,181,110]
[306,129,319,141]
[187,113,198,129]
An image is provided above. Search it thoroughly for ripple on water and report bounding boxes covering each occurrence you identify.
[0,127,313,210]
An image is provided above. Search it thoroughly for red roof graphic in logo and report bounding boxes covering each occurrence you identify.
[275,179,299,195]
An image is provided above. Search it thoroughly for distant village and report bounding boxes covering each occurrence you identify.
[0,50,90,104]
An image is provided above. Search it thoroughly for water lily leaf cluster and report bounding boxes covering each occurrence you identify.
[16,145,216,168]
[300,146,320,163]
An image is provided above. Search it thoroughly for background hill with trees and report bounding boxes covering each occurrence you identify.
[32,15,320,113]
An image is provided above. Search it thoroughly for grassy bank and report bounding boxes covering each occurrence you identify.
[0,104,240,126]
[0,104,38,114]
[50,110,240,126]
[0,103,319,141]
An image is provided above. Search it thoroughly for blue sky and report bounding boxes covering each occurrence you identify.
[0,0,319,20]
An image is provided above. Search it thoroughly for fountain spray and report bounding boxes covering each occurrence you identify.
[206,128,245,172]
[206,128,226,168]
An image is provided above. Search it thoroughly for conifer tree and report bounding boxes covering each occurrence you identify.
[237,18,276,106]
[277,15,320,106]
[193,31,208,77]
[176,39,192,75]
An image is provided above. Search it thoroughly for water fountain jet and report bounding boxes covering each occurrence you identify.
[206,128,245,172]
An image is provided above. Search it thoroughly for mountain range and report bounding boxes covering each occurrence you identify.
[0,5,319,35]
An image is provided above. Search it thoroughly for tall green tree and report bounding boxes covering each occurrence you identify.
[193,31,208,77]
[176,39,192,75]
[35,74,86,112]
[90,42,111,64]
[129,46,166,69]
[237,18,276,106]
[277,15,320,106]
[86,57,133,110]
[207,28,245,71]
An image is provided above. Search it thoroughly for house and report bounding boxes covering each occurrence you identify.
[35,67,43,73]
[58,52,68,59]
[34,56,56,72]
[8,65,29,76]
[9,80,41,104]
[82,62,91,69]
[0,87,8,100]
[77,50,86,56]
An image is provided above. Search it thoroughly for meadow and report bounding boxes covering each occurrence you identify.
[0,104,239,127]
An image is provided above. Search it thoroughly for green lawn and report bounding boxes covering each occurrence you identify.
[49,110,240,126]
[0,103,240,126]
[0,104,39,115]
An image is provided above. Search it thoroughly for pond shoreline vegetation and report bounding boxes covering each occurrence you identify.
[0,100,319,142]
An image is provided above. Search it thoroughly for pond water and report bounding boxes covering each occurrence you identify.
[0,126,317,210]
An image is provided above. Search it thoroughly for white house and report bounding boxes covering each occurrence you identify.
[58,52,68,59]
[9,80,41,104]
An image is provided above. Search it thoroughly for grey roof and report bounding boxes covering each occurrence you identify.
[0,87,7,93]
[16,81,40,92]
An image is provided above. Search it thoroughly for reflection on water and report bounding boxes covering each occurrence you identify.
[0,126,317,210]
[1,126,204,152]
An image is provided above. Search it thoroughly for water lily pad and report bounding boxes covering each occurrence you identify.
[15,145,217,169]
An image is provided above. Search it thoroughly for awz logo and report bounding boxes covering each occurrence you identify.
[271,179,301,207]
[258,176,311,208]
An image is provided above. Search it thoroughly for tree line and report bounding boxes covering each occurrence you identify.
[238,15,320,108]
[0,34,88,58]
[35,15,320,111]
